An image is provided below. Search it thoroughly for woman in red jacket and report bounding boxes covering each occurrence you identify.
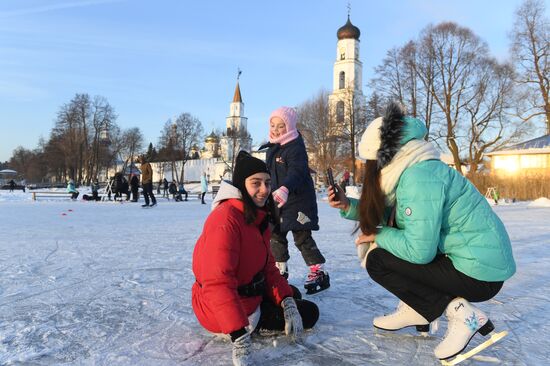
[192,151,319,366]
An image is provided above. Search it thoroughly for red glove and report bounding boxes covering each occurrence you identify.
[272,186,289,208]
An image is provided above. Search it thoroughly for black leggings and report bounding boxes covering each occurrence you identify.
[366,248,503,322]
[256,286,319,331]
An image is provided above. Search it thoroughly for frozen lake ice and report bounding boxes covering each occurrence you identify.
[1,191,549,365]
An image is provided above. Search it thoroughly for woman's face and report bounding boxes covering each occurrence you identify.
[270,117,287,138]
[244,172,271,207]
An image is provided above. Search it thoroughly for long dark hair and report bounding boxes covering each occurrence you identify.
[357,160,385,235]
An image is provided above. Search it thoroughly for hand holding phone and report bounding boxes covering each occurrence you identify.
[326,168,337,190]
[327,168,349,210]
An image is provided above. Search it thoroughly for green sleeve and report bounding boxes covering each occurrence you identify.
[375,176,445,264]
[339,197,360,221]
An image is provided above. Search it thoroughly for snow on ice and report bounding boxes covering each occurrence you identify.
[0,189,549,365]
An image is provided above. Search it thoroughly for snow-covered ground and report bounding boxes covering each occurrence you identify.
[1,190,549,365]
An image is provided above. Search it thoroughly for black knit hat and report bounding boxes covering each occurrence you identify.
[232,150,270,191]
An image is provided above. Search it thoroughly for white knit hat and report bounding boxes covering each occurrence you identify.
[357,117,383,161]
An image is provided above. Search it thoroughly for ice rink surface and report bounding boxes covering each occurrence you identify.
[1,191,549,365]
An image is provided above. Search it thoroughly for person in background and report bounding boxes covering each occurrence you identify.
[340,170,350,193]
[192,151,319,366]
[91,179,100,201]
[67,179,79,200]
[121,176,130,201]
[327,102,516,361]
[177,181,188,201]
[492,187,500,205]
[163,178,169,198]
[200,172,208,204]
[261,106,329,295]
[8,179,16,192]
[169,180,178,200]
[139,156,157,208]
[130,174,140,202]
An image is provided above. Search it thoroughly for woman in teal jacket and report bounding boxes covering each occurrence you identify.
[328,102,515,361]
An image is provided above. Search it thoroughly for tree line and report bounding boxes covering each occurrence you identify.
[3,0,547,184]
[298,0,548,179]
[4,93,204,185]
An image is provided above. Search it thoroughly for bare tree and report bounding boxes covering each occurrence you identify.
[86,96,117,182]
[370,42,435,136]
[297,89,339,175]
[334,85,367,180]
[510,0,550,133]
[370,22,527,175]
[222,127,251,173]
[365,92,386,123]
[464,59,529,174]
[158,113,203,183]
[119,127,144,175]
[416,22,490,173]
[52,94,90,182]
[9,147,35,181]
[50,93,118,183]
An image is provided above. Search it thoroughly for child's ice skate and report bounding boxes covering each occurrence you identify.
[304,264,330,295]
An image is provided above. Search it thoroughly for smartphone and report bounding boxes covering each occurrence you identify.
[326,168,337,192]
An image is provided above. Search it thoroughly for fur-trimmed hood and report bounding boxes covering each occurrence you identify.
[358,102,429,168]
[211,180,242,210]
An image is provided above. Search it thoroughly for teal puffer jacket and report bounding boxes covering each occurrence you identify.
[341,160,516,282]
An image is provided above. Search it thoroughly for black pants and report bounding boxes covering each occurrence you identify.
[270,228,325,266]
[201,192,206,204]
[71,192,79,199]
[131,188,139,202]
[366,248,503,322]
[256,286,319,331]
[142,183,156,205]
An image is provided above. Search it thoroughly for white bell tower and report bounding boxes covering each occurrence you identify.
[226,80,247,132]
[220,70,252,164]
[328,13,364,125]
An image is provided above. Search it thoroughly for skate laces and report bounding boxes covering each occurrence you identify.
[307,264,323,281]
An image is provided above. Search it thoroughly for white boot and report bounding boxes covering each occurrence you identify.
[434,297,494,360]
[373,300,430,332]
[275,262,288,279]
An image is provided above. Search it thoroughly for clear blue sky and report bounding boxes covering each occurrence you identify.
[0,0,543,162]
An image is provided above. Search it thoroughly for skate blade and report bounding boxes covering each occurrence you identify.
[304,284,330,295]
[373,327,438,340]
[440,331,508,365]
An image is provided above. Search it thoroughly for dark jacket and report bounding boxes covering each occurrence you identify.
[168,182,177,194]
[130,175,139,190]
[262,134,319,232]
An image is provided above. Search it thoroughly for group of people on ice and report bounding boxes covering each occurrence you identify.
[191,103,516,365]
[66,155,208,206]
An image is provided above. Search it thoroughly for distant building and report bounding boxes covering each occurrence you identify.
[219,80,252,163]
[328,15,365,130]
[484,135,550,176]
[202,131,220,159]
[151,78,253,184]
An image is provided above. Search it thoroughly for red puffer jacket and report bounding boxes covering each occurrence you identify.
[192,198,293,334]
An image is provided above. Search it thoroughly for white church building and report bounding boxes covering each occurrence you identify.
[151,79,252,184]
[151,13,366,187]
